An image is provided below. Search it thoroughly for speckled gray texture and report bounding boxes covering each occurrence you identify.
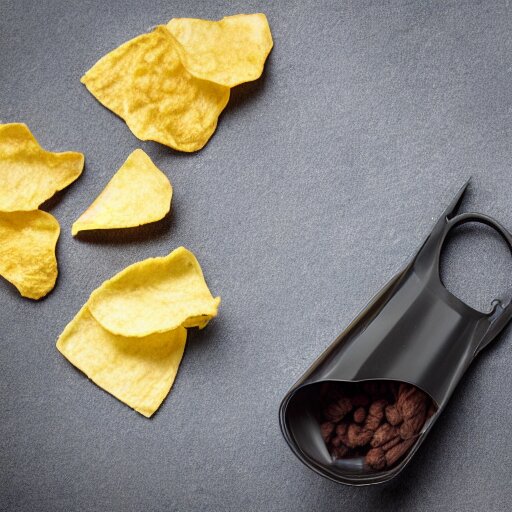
[1,1,512,511]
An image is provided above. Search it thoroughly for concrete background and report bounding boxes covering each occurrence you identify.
[1,1,511,510]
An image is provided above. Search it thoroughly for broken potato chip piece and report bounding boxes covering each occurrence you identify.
[88,247,220,337]
[72,149,172,235]
[0,123,84,212]
[166,13,273,87]
[57,306,187,418]
[0,210,60,299]
[81,26,230,152]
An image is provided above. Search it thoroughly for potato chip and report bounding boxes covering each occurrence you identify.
[57,306,187,417]
[81,26,230,152]
[166,14,273,87]
[0,123,84,212]
[88,247,220,337]
[0,210,60,299]
[72,149,172,235]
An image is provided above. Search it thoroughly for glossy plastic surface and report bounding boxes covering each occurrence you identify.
[279,181,512,485]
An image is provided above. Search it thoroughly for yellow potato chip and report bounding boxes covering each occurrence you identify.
[166,13,273,87]
[88,247,220,337]
[0,123,84,212]
[57,306,187,417]
[72,149,172,235]
[81,26,230,152]
[0,210,60,299]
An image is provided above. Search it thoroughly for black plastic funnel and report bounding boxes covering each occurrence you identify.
[279,181,512,485]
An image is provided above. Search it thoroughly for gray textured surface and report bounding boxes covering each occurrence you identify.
[1,1,512,510]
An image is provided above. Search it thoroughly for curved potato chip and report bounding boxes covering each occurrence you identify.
[81,26,230,152]
[0,210,60,299]
[88,247,220,337]
[57,306,187,417]
[0,123,84,212]
[166,13,273,87]
[72,149,172,235]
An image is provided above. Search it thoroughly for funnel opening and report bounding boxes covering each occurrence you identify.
[281,379,437,484]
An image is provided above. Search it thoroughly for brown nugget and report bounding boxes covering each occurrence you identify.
[320,421,335,443]
[385,438,416,466]
[346,424,373,448]
[366,447,386,470]
[335,422,349,445]
[385,404,403,426]
[353,407,366,424]
[371,423,399,448]
[400,403,427,440]
[396,384,417,413]
[397,385,427,420]
[364,399,387,431]
[325,397,353,422]
[382,435,401,452]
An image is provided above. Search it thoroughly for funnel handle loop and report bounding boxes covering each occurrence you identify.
[446,213,512,354]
